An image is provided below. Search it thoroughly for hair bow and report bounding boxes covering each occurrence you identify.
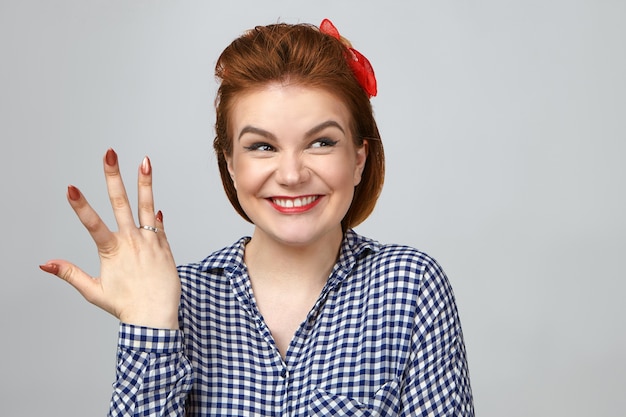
[319,18,377,98]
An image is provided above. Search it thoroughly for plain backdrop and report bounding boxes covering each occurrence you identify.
[1,1,625,415]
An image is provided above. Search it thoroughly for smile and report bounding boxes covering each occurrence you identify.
[272,196,318,208]
[269,195,321,213]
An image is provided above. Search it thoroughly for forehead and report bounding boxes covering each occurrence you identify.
[229,84,353,136]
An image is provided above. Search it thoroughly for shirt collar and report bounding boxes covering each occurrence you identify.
[198,230,381,319]
[198,236,249,273]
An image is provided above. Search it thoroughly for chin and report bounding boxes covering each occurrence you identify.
[272,230,323,247]
[260,221,342,248]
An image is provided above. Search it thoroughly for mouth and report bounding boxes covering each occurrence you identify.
[269,195,321,212]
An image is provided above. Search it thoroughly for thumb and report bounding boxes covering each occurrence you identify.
[39,260,101,303]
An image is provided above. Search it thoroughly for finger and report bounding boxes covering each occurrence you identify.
[155,209,165,233]
[39,260,104,307]
[67,185,117,252]
[154,209,169,244]
[137,156,156,230]
[153,210,177,268]
[103,148,135,230]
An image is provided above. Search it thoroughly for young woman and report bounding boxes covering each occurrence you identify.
[40,20,474,416]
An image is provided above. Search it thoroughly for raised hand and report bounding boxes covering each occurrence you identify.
[40,149,181,329]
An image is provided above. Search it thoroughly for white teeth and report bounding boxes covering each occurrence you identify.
[273,196,317,208]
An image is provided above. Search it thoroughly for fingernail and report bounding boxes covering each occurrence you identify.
[67,185,81,201]
[141,156,151,175]
[105,148,117,166]
[39,263,59,274]
[156,210,163,222]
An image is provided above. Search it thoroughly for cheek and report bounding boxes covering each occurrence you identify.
[320,160,359,190]
[231,158,271,194]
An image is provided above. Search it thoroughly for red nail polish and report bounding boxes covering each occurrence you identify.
[105,148,117,166]
[156,210,163,222]
[39,263,59,274]
[141,156,151,175]
[67,185,81,201]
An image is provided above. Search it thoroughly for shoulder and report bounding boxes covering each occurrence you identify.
[347,230,445,280]
[375,243,442,274]
[346,230,453,299]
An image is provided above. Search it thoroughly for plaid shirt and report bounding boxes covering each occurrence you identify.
[109,230,474,416]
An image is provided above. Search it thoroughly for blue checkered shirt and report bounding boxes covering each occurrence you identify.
[109,230,474,416]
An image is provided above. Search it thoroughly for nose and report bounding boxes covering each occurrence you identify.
[275,151,309,186]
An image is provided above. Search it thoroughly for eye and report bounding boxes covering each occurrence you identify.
[310,138,338,148]
[243,142,275,152]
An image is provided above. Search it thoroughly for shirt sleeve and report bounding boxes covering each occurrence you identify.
[400,258,474,416]
[108,323,193,417]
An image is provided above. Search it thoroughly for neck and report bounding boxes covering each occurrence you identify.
[244,228,343,288]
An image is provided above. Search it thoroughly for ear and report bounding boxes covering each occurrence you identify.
[353,139,368,186]
[224,152,237,189]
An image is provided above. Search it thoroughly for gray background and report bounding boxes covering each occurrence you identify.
[2,0,624,415]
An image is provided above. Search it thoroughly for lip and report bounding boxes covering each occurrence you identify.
[268,195,322,214]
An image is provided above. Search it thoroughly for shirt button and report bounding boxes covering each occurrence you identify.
[280,369,287,378]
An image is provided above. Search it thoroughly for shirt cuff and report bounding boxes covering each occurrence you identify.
[118,322,184,354]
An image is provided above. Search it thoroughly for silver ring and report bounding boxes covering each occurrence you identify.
[138,225,159,233]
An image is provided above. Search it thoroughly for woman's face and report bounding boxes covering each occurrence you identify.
[225,84,367,247]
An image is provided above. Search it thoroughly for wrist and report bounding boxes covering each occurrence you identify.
[119,310,179,330]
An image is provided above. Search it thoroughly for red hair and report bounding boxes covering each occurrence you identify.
[213,23,385,229]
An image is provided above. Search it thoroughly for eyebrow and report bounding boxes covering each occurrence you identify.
[237,126,276,141]
[305,120,345,137]
[237,120,345,141]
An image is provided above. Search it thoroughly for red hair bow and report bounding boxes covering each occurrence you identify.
[319,18,377,98]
